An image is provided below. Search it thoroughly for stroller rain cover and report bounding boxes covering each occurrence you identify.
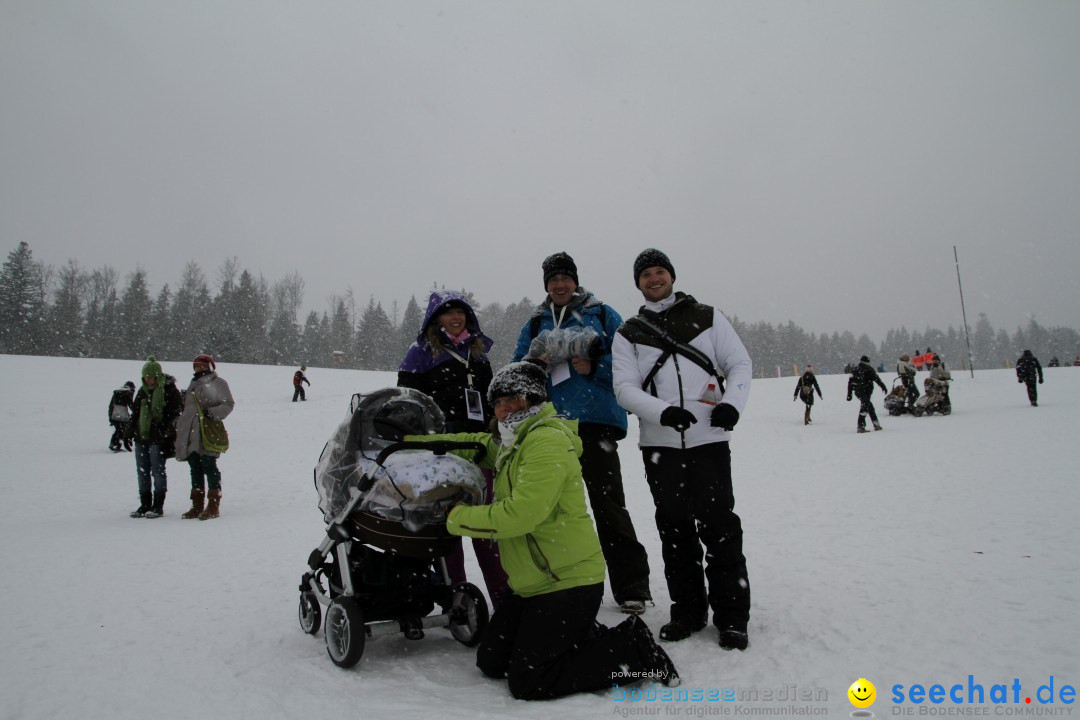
[314,388,485,531]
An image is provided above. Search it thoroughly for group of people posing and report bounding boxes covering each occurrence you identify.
[391,248,752,700]
[108,354,234,520]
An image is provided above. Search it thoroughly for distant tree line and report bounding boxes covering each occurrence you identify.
[3,242,1078,376]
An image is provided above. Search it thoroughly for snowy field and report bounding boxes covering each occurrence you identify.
[1,354,1076,720]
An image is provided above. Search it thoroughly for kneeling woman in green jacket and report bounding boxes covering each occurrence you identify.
[410,361,679,700]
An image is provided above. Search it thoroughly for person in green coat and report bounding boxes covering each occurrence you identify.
[404,361,678,700]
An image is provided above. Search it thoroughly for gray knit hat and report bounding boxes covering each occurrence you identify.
[488,361,548,406]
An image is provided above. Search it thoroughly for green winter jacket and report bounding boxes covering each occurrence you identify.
[410,403,605,598]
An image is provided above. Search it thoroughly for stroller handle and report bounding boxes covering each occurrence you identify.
[373,440,488,467]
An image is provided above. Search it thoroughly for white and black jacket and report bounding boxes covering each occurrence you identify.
[612,292,752,449]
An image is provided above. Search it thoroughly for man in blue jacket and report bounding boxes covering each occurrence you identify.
[513,252,652,615]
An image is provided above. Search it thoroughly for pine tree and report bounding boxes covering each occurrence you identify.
[398,295,423,359]
[119,268,154,360]
[45,259,85,356]
[0,242,48,355]
[83,266,119,358]
[329,298,353,366]
[149,285,173,360]
[171,262,211,359]
[355,297,395,370]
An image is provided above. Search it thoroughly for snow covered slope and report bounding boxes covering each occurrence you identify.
[1,355,1076,720]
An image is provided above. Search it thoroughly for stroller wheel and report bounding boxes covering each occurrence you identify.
[325,598,366,668]
[298,591,322,635]
[448,582,489,647]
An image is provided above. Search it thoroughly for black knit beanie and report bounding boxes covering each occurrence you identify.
[488,361,548,406]
[542,252,578,288]
[633,249,676,285]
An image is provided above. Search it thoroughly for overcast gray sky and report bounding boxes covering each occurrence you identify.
[3,1,1079,339]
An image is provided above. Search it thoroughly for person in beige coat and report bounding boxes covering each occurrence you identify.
[174,354,235,520]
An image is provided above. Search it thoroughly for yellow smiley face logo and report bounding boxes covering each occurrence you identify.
[848,678,876,708]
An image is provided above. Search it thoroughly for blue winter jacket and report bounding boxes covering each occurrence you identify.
[512,288,628,438]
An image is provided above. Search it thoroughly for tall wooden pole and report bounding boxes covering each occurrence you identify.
[954,245,975,378]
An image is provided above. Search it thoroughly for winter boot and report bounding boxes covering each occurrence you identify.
[804,408,811,425]
[181,489,206,519]
[719,627,749,651]
[145,492,166,519]
[873,422,883,431]
[198,489,221,520]
[856,427,869,434]
[129,493,152,518]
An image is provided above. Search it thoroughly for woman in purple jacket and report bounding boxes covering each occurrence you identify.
[398,290,509,610]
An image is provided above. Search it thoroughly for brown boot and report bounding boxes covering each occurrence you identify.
[804,408,811,425]
[181,489,206,519]
[199,489,221,521]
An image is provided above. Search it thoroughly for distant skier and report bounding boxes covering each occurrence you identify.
[292,366,310,402]
[1015,350,1044,407]
[847,355,887,433]
[793,364,822,425]
[108,381,136,452]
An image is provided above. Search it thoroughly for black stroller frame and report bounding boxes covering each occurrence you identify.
[297,391,491,669]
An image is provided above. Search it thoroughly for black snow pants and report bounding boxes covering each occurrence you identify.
[476,583,648,700]
[577,423,651,604]
[641,442,750,632]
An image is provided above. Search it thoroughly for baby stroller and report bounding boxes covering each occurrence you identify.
[912,377,952,417]
[297,387,490,668]
[884,378,911,416]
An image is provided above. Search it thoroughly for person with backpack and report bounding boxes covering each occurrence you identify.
[1015,349,1044,407]
[128,357,182,518]
[511,252,652,616]
[847,355,888,433]
[174,354,235,520]
[611,249,753,651]
[292,366,310,402]
[896,354,920,411]
[108,381,136,452]
[398,289,510,612]
[793,364,822,425]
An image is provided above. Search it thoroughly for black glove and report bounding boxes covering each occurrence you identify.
[1039,379,1043,384]
[711,403,740,430]
[660,406,697,432]
[846,395,852,402]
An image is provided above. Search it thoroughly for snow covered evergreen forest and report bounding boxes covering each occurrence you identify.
[2,241,1078,372]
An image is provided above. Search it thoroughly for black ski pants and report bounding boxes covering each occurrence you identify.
[1023,378,1038,405]
[109,420,132,450]
[577,423,651,604]
[641,442,750,632]
[856,394,880,428]
[292,385,306,401]
[476,583,646,700]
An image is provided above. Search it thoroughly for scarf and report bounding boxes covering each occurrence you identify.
[138,379,165,440]
[442,327,472,346]
[495,405,544,466]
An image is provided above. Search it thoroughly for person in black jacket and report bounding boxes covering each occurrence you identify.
[108,381,136,452]
[793,364,823,425]
[398,289,509,612]
[129,356,182,518]
[847,355,887,433]
[1015,350,1044,407]
[292,366,310,402]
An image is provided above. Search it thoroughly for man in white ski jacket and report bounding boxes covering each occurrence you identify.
[611,248,753,651]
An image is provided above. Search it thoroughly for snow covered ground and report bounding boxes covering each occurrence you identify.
[1,354,1076,720]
